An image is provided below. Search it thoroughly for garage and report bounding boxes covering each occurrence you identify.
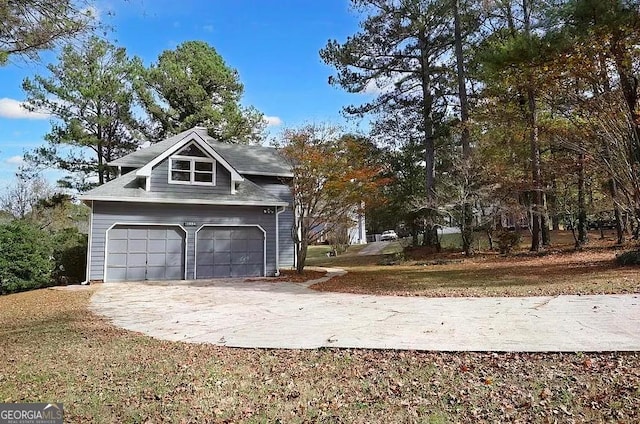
[196,226,265,278]
[106,225,186,282]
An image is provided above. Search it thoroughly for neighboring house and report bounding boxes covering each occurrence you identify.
[80,127,295,282]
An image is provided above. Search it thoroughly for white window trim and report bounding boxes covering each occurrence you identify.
[168,154,217,186]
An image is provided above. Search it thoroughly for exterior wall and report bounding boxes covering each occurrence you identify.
[150,158,232,195]
[89,201,278,281]
[348,211,367,245]
[248,176,295,268]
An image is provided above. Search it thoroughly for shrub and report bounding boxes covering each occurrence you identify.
[0,221,53,294]
[52,228,88,285]
[615,250,640,266]
[496,230,521,254]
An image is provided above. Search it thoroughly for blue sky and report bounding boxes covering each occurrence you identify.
[0,0,371,191]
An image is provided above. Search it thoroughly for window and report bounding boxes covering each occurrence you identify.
[169,143,216,185]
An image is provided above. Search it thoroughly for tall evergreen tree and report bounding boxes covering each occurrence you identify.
[321,0,455,248]
[137,40,265,143]
[22,36,145,191]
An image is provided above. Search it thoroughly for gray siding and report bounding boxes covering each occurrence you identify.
[277,208,295,268]
[249,176,295,268]
[89,201,277,281]
[150,158,232,195]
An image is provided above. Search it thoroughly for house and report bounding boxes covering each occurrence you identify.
[80,127,295,282]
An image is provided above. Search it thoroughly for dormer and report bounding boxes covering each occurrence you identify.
[169,142,217,186]
[136,130,243,194]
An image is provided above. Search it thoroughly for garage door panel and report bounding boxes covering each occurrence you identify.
[107,253,127,266]
[108,267,127,281]
[196,252,211,264]
[149,228,169,239]
[247,239,263,252]
[109,228,128,239]
[147,253,167,266]
[197,265,214,278]
[165,266,183,280]
[231,239,247,252]
[247,252,263,264]
[196,226,264,278]
[145,266,167,280]
[109,239,128,253]
[126,267,147,281]
[128,239,147,252]
[213,252,231,264]
[166,253,183,267]
[106,225,185,282]
[198,239,214,253]
[215,230,231,240]
[166,239,184,253]
[245,263,263,275]
[213,266,232,278]
[214,239,230,252]
[127,228,148,239]
[128,253,147,266]
[148,240,166,253]
[231,254,248,265]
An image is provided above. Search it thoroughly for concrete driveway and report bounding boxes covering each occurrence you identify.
[90,271,640,352]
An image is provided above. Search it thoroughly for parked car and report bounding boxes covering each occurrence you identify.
[380,230,398,241]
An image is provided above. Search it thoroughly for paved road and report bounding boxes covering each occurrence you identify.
[357,241,391,255]
[90,270,640,352]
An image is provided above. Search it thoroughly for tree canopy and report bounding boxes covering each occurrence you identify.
[277,124,389,272]
[0,0,96,65]
[22,36,145,191]
[138,40,265,143]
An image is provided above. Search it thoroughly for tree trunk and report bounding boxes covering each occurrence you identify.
[597,51,625,245]
[549,180,560,231]
[527,91,542,252]
[295,214,308,274]
[614,199,624,244]
[419,33,440,250]
[577,151,588,247]
[454,0,473,256]
[523,0,542,252]
[296,238,308,274]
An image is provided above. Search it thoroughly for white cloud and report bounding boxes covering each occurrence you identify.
[264,116,283,127]
[0,98,50,120]
[361,73,413,96]
[5,156,25,166]
[202,24,214,32]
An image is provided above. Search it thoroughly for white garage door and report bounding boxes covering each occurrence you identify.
[196,226,264,278]
[106,225,185,282]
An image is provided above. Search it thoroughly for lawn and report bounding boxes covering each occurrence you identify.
[309,230,640,297]
[1,288,639,422]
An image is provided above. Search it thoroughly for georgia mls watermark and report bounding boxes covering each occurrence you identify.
[0,403,63,424]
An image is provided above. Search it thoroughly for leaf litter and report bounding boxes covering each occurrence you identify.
[1,288,639,422]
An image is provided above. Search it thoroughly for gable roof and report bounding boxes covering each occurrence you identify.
[110,127,293,178]
[135,130,244,183]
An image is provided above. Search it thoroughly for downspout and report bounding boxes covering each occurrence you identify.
[82,200,94,285]
[275,206,286,276]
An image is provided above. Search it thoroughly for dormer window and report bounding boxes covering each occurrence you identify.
[169,143,216,185]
